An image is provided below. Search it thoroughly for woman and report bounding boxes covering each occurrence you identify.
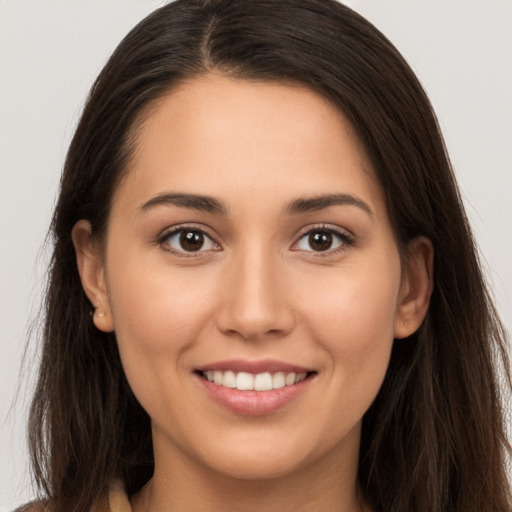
[22,1,511,511]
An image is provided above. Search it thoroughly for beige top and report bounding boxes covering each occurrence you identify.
[98,482,132,512]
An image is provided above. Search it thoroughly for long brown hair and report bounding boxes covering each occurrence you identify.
[27,1,511,511]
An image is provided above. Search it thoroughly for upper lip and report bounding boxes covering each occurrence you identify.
[196,358,313,374]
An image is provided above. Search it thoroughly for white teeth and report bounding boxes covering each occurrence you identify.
[202,370,309,390]
[222,370,236,388]
[236,372,254,390]
[272,372,286,389]
[295,372,307,383]
[285,373,296,386]
[254,372,273,391]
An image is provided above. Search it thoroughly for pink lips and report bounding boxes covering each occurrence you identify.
[194,358,315,416]
[197,358,311,374]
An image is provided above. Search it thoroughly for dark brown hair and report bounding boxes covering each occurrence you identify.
[27,1,511,511]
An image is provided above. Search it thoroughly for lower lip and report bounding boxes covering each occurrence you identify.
[196,374,314,416]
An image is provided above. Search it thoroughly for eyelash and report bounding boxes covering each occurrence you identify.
[157,224,355,257]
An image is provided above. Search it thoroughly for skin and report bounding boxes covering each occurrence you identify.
[73,74,433,512]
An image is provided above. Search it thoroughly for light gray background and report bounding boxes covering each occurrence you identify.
[1,1,511,509]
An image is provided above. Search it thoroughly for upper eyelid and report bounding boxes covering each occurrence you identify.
[158,223,218,241]
[294,223,355,240]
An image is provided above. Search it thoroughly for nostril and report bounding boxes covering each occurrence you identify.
[216,307,296,342]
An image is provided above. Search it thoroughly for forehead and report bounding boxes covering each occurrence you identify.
[114,73,384,217]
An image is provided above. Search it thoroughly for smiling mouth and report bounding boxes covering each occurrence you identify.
[197,370,316,391]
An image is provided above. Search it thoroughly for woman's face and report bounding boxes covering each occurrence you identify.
[76,74,430,482]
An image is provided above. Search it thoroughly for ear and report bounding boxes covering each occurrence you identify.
[394,236,434,339]
[72,220,114,332]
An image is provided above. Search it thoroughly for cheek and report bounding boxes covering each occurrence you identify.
[300,259,401,397]
[108,257,215,347]
[104,253,220,400]
[104,259,225,432]
[307,268,398,337]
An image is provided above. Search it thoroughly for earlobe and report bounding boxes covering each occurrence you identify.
[394,236,434,339]
[72,220,114,332]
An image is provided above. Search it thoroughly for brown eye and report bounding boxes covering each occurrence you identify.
[295,227,353,253]
[162,228,219,254]
[180,230,205,252]
[308,231,333,251]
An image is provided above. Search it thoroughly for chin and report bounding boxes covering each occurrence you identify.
[206,450,313,481]
[181,421,360,483]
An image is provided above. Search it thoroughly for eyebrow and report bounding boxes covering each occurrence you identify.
[284,193,373,217]
[140,192,228,215]
[139,192,372,217]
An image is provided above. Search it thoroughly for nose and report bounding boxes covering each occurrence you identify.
[216,248,295,341]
